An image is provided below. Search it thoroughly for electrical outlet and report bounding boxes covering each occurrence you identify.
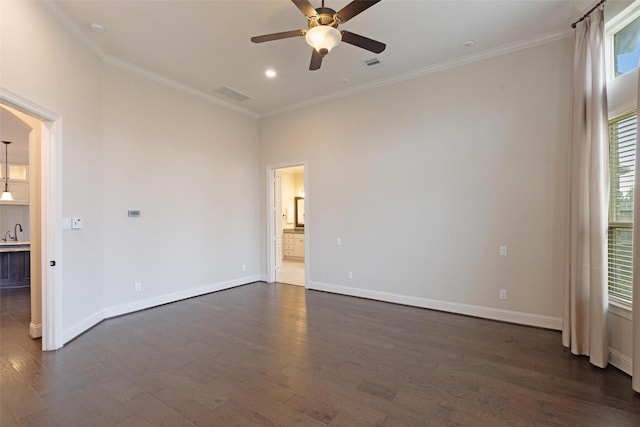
[337,238,342,246]
[242,264,247,272]
[135,282,142,292]
[499,289,508,300]
[348,272,353,280]
[499,245,507,256]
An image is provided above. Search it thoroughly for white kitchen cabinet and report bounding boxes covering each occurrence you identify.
[0,164,28,181]
[0,163,29,205]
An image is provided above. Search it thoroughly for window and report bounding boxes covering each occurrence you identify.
[608,111,637,304]
[613,15,640,77]
[607,1,640,79]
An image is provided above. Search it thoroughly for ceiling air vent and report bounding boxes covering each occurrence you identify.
[213,86,252,102]
[362,58,382,69]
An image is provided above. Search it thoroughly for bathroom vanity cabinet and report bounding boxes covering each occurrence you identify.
[283,230,304,259]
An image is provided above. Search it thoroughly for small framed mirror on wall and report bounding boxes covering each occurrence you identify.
[295,197,304,227]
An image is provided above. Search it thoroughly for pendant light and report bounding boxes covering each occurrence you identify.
[1,141,14,201]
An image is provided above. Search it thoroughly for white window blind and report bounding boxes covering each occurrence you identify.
[608,111,637,304]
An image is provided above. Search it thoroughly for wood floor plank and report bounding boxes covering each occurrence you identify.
[123,393,197,426]
[215,379,328,427]
[73,383,138,424]
[284,394,339,425]
[17,408,68,427]
[113,414,156,427]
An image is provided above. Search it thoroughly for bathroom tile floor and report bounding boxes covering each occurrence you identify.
[277,259,305,286]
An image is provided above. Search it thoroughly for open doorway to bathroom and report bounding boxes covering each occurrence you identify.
[273,165,305,286]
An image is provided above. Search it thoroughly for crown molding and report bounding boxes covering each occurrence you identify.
[102,55,259,119]
[40,0,258,119]
[41,0,107,58]
[262,28,573,118]
[41,0,572,121]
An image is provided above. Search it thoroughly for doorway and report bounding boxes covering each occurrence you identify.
[0,89,61,351]
[269,164,307,287]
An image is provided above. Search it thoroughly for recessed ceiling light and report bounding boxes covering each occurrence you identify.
[89,23,106,33]
[462,40,475,48]
[265,69,277,78]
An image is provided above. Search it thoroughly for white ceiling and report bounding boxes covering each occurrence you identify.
[48,0,596,117]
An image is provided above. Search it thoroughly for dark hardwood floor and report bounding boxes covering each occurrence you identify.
[1,283,639,426]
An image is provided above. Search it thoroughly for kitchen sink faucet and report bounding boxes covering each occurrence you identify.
[12,223,22,241]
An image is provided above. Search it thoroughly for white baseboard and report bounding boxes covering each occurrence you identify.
[308,281,563,330]
[29,322,42,339]
[62,309,105,344]
[103,274,262,319]
[62,275,262,345]
[609,347,632,375]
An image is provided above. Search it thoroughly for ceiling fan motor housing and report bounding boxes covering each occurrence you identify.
[309,7,339,28]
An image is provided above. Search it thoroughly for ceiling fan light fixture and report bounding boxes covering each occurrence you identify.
[305,25,341,54]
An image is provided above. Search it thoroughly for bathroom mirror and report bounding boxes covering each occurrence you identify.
[295,197,304,227]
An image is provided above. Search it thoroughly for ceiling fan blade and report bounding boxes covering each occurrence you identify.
[309,49,323,71]
[336,0,382,23]
[251,29,305,43]
[341,31,386,53]
[292,0,318,18]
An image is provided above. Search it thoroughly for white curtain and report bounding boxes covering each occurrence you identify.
[563,6,609,368]
[632,68,640,392]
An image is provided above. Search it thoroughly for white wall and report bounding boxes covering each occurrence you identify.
[101,65,260,309]
[1,0,105,332]
[293,172,304,197]
[1,0,262,343]
[260,38,573,328]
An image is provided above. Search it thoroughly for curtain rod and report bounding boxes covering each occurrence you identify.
[571,0,607,28]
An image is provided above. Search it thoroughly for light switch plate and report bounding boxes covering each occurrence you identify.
[72,217,83,229]
[61,217,71,230]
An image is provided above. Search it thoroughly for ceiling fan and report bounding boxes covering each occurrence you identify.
[251,0,386,71]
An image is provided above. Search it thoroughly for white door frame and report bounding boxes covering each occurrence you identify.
[1,87,63,350]
[274,174,283,270]
[267,162,308,286]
